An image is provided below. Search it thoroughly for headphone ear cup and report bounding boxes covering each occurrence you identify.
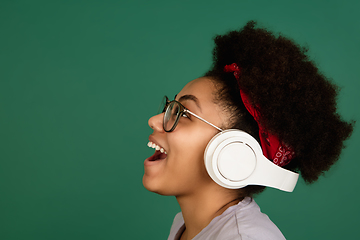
[204,129,261,189]
[217,141,256,181]
[205,129,299,192]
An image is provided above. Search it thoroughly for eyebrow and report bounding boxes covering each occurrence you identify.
[175,94,202,112]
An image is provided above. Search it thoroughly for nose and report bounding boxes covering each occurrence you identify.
[148,113,165,132]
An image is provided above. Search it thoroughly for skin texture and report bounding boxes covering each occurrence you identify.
[143,77,242,240]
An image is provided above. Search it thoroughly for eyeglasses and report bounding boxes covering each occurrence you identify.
[160,96,223,132]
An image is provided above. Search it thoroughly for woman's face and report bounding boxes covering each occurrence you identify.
[143,77,229,196]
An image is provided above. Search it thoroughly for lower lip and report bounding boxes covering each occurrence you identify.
[144,157,167,166]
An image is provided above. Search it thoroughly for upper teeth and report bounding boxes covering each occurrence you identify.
[147,141,167,154]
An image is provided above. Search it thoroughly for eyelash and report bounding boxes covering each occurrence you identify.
[166,101,191,119]
[181,112,190,118]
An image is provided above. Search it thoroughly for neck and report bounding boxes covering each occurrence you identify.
[176,185,242,240]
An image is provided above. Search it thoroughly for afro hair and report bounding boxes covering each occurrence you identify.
[205,21,354,191]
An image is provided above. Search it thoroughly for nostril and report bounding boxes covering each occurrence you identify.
[148,114,165,132]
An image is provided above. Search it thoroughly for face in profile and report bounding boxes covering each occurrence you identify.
[143,77,229,197]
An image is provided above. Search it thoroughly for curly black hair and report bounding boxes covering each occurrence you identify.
[205,21,354,196]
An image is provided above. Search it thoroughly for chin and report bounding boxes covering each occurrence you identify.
[142,175,162,194]
[142,176,176,196]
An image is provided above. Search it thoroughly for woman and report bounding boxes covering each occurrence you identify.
[143,21,354,240]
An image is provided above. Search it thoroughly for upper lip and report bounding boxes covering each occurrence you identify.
[148,135,166,151]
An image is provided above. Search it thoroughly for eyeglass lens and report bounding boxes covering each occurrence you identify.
[157,96,168,114]
[164,101,181,132]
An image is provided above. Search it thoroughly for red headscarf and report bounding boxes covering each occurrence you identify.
[224,63,295,167]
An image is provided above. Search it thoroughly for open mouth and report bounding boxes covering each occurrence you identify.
[147,141,167,161]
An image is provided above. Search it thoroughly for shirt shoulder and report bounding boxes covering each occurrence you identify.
[167,212,185,240]
[194,198,286,240]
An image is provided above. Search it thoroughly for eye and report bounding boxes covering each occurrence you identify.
[181,112,189,118]
[172,105,180,116]
[181,110,190,118]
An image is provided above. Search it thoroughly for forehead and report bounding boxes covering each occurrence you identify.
[176,77,216,102]
[177,77,230,128]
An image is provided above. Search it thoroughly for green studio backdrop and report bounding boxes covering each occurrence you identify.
[0,0,359,239]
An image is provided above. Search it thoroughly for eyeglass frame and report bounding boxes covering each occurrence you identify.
[161,96,223,132]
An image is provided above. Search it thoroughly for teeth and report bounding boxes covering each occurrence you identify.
[147,141,167,154]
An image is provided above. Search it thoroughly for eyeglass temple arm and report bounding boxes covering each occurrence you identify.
[184,109,223,132]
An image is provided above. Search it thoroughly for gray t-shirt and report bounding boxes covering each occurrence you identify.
[167,197,286,240]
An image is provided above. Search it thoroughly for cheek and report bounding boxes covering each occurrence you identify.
[171,129,211,150]
[169,128,218,167]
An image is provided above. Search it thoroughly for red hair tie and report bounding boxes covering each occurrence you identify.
[224,63,295,167]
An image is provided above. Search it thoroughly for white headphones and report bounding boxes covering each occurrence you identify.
[204,129,299,192]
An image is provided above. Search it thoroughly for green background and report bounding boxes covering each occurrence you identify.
[1,0,359,239]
